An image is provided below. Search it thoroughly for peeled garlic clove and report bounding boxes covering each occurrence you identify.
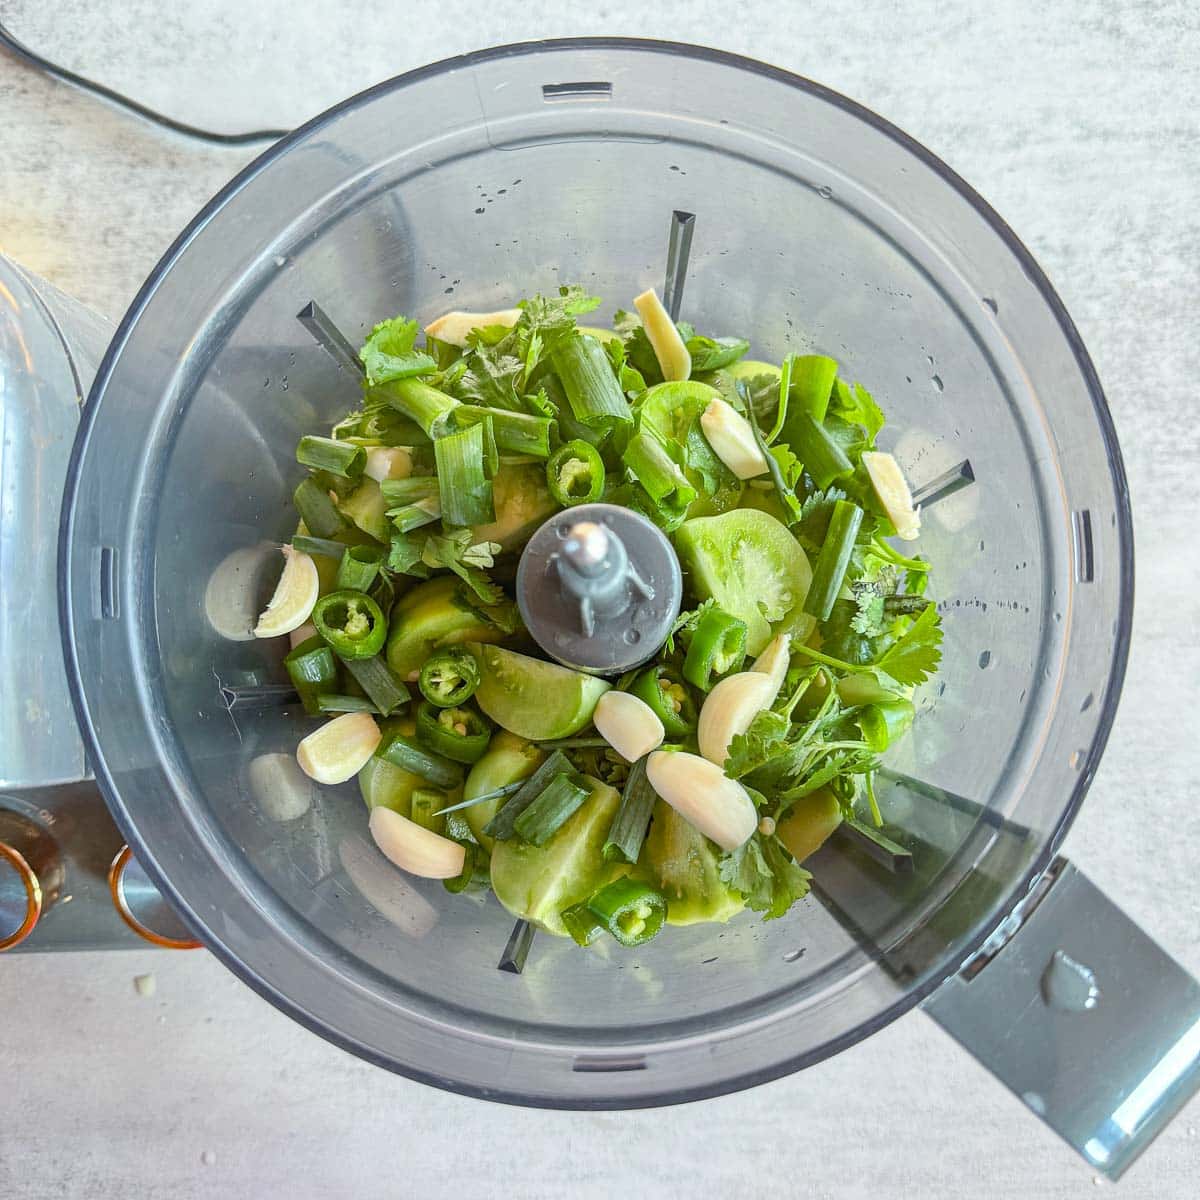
[751,633,792,693]
[296,712,381,785]
[633,288,691,382]
[364,446,413,483]
[369,807,467,879]
[593,690,665,762]
[697,671,780,766]
[424,308,521,347]
[254,545,319,638]
[700,398,769,480]
[862,451,920,541]
[645,750,757,852]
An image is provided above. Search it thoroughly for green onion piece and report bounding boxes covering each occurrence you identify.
[552,334,632,433]
[765,354,794,445]
[546,439,605,507]
[803,500,864,622]
[311,468,357,501]
[789,355,839,422]
[313,590,388,660]
[864,770,882,828]
[781,410,854,489]
[622,426,696,509]
[453,406,554,458]
[602,758,656,864]
[380,477,439,508]
[480,412,499,479]
[376,730,463,789]
[483,750,574,842]
[418,647,480,708]
[369,570,395,616]
[682,607,748,691]
[512,772,589,845]
[315,693,379,714]
[534,737,608,751]
[293,477,346,538]
[284,636,337,716]
[586,878,668,948]
[443,840,490,894]
[560,901,605,947]
[390,497,442,533]
[433,781,522,817]
[415,701,493,764]
[409,787,447,835]
[373,378,460,438]
[296,435,365,478]
[335,544,384,592]
[292,533,346,559]
[857,700,915,753]
[630,666,698,737]
[339,654,410,716]
[434,422,495,527]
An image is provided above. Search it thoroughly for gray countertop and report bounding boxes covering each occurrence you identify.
[2,2,1198,1197]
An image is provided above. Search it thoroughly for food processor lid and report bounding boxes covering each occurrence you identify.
[56,38,1158,1140]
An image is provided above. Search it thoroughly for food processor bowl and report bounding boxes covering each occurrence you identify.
[59,39,1192,1167]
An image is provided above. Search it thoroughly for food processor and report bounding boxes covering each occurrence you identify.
[4,37,1197,1179]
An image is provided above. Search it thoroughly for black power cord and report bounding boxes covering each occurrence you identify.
[0,17,290,145]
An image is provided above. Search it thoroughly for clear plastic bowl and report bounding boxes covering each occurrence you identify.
[60,40,1131,1105]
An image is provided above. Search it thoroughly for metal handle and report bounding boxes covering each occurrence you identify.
[108,845,202,950]
[923,856,1200,1180]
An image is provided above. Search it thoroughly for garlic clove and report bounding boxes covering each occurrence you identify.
[593,690,665,762]
[700,398,769,480]
[296,712,381,785]
[424,308,521,347]
[697,671,779,766]
[862,451,921,541]
[253,545,320,638]
[645,750,757,851]
[632,288,691,382]
[369,807,467,879]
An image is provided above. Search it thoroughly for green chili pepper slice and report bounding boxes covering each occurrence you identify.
[418,646,481,708]
[415,701,493,764]
[585,878,668,947]
[312,589,387,660]
[630,665,698,737]
[546,439,605,507]
[682,607,748,691]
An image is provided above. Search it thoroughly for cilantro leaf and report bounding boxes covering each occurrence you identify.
[604,334,648,398]
[450,347,526,411]
[686,334,750,373]
[420,530,505,605]
[873,603,943,685]
[828,378,885,441]
[388,531,432,577]
[724,709,793,780]
[849,564,899,637]
[719,833,811,920]
[613,309,663,385]
[359,316,438,385]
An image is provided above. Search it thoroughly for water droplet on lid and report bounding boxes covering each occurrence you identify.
[273,256,287,268]
[982,296,998,314]
[623,628,640,645]
[1069,749,1084,769]
[280,377,288,390]
[816,185,833,199]
[926,354,934,366]
[978,650,991,669]
[931,375,944,392]
[782,948,805,963]
[1080,692,1094,712]
[1022,1090,1046,1115]
[1041,949,1101,1012]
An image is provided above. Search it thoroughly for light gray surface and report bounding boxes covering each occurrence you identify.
[1,2,1198,1196]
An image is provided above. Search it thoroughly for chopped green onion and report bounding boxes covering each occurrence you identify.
[788,355,839,422]
[380,477,439,508]
[781,410,853,489]
[857,700,915,754]
[390,497,442,532]
[443,840,490,894]
[682,607,748,691]
[415,701,493,764]
[373,378,460,438]
[552,334,632,433]
[765,354,794,444]
[337,479,390,543]
[335,544,384,592]
[513,772,590,845]
[293,477,346,538]
[803,499,864,622]
[560,901,605,947]
[284,636,337,716]
[453,406,554,458]
[292,533,346,559]
[410,787,447,835]
[546,439,605,507]
[376,729,463,789]
[586,878,667,947]
[296,435,365,478]
[534,737,608,751]
[339,654,410,716]
[483,750,575,842]
[622,426,696,510]
[602,758,656,864]
[434,422,495,527]
[315,693,379,714]
[418,647,480,708]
